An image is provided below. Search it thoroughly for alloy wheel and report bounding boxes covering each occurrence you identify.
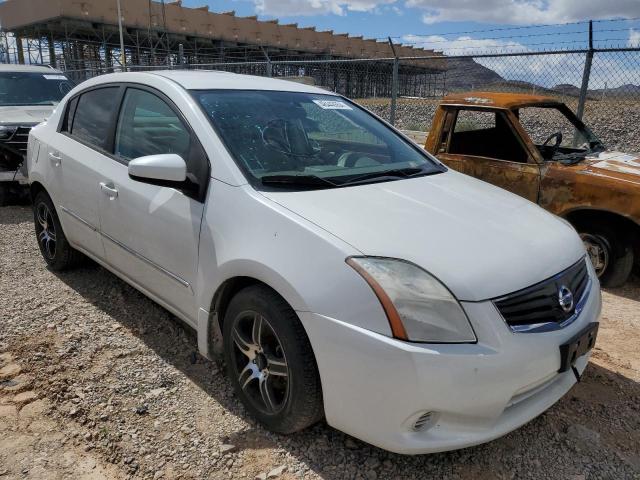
[230,311,290,415]
[580,233,610,278]
[35,202,57,260]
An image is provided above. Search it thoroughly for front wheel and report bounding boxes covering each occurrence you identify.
[579,225,634,288]
[223,285,323,434]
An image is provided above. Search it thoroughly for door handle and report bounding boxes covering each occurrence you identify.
[99,182,119,199]
[48,151,62,167]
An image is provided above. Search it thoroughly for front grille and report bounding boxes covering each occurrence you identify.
[1,126,32,155]
[494,258,589,330]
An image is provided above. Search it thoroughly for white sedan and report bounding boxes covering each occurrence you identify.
[27,71,601,454]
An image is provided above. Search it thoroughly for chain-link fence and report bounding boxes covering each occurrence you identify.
[54,45,640,153]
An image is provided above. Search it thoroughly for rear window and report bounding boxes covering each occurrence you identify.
[70,87,119,151]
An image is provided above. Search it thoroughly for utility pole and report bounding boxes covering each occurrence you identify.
[116,0,126,69]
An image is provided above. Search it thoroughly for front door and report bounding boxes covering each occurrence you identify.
[97,87,209,322]
[437,108,541,203]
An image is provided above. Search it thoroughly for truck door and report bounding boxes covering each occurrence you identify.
[437,108,541,203]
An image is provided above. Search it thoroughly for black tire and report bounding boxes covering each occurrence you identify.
[33,191,84,271]
[577,223,634,288]
[223,285,323,434]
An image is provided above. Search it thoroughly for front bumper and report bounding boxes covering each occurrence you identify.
[298,273,602,454]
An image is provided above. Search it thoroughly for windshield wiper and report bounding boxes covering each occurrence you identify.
[260,174,339,189]
[338,166,434,186]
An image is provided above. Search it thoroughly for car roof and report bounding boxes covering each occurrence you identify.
[0,64,65,74]
[441,91,563,109]
[87,70,335,95]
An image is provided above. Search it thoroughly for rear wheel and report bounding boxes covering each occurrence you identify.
[223,285,323,434]
[33,191,84,271]
[578,224,634,288]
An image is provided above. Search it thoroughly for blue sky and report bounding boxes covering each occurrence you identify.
[178,0,640,87]
[180,0,640,53]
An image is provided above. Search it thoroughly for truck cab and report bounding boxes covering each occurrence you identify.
[425,92,640,287]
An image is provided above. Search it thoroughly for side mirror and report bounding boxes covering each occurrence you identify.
[128,154,187,183]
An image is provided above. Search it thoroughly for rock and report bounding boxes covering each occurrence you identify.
[12,390,38,403]
[0,363,21,380]
[219,444,236,455]
[267,465,287,478]
[134,405,148,415]
[19,399,47,418]
[365,470,378,480]
[254,474,267,480]
[566,424,601,447]
[365,457,380,469]
[344,437,358,449]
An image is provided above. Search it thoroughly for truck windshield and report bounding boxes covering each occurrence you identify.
[0,72,74,106]
[192,90,443,188]
[518,105,604,162]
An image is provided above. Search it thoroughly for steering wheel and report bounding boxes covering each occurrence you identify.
[542,131,563,159]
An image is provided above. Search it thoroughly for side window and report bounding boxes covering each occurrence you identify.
[61,96,78,133]
[114,89,190,161]
[70,87,119,150]
[449,109,528,163]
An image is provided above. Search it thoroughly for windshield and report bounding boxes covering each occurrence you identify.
[0,72,74,106]
[192,90,443,188]
[518,105,603,163]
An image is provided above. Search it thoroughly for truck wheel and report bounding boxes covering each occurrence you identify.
[223,285,323,434]
[33,191,84,271]
[579,225,634,288]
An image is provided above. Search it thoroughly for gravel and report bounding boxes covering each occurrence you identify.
[357,98,640,153]
[1,204,639,479]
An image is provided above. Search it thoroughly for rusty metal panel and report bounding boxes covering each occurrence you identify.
[540,161,640,220]
[441,92,563,110]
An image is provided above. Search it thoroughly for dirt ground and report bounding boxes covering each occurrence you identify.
[1,204,639,480]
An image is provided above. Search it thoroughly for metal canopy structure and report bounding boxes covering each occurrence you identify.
[0,0,446,98]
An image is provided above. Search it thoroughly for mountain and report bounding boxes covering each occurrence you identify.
[442,57,505,91]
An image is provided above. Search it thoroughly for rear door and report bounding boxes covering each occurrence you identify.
[97,86,209,322]
[437,107,541,202]
[50,86,121,259]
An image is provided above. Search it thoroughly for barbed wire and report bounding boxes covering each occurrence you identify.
[382,17,640,44]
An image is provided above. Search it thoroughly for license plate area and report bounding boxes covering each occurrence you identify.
[558,322,598,373]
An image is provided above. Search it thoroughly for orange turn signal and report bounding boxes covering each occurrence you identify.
[346,257,408,340]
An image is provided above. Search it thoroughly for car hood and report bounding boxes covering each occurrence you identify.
[582,150,640,184]
[0,105,57,125]
[261,171,585,301]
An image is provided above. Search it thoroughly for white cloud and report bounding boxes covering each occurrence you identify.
[404,0,640,25]
[630,29,640,47]
[402,34,527,54]
[255,0,395,16]
[402,34,640,89]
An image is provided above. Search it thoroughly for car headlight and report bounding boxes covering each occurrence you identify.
[347,257,476,343]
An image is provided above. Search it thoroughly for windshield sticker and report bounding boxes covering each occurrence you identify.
[43,74,68,80]
[312,99,352,110]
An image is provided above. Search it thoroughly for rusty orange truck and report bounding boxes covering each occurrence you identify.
[423,92,639,287]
